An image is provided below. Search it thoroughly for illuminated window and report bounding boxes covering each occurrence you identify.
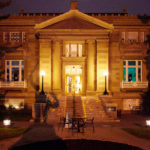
[65,43,82,57]
[4,98,24,110]
[65,65,82,75]
[123,60,142,82]
[123,99,141,110]
[6,60,24,81]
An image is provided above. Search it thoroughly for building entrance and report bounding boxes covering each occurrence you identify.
[66,75,81,94]
[65,65,82,95]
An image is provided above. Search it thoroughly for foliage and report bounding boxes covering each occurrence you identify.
[0,105,32,121]
[0,0,11,9]
[122,128,150,140]
[141,35,150,115]
[0,128,26,140]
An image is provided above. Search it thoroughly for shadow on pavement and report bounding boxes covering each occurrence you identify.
[9,123,142,150]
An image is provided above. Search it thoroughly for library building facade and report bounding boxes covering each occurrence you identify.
[0,2,150,118]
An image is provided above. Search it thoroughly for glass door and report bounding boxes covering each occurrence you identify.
[66,75,81,95]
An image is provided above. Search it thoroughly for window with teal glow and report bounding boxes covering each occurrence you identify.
[123,60,142,82]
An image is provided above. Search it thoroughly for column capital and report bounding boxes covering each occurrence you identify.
[85,39,95,44]
[39,39,52,44]
[96,38,109,43]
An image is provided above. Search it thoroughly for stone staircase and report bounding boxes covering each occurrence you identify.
[82,96,117,122]
[47,95,118,123]
[65,96,84,118]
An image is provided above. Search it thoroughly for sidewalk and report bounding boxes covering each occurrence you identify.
[0,114,150,150]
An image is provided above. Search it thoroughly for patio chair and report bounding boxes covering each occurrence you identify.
[85,117,95,132]
[58,116,66,131]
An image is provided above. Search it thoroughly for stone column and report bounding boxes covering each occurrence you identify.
[96,39,109,93]
[52,40,62,93]
[86,40,96,94]
[39,39,52,93]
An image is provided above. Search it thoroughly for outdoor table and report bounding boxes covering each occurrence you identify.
[71,118,85,132]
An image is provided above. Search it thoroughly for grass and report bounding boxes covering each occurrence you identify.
[122,127,150,139]
[0,128,27,140]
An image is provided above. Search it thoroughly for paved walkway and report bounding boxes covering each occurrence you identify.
[0,114,150,150]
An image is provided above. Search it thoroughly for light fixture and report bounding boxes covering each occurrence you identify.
[146,120,150,127]
[40,71,45,76]
[3,119,11,126]
[104,71,108,76]
[103,71,109,95]
[40,71,45,95]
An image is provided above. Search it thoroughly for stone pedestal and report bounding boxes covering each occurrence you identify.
[32,93,47,122]
[32,103,46,122]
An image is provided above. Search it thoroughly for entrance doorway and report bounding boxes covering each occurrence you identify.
[65,65,82,95]
[66,75,81,94]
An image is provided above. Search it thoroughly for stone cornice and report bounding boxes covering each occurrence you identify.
[34,10,114,30]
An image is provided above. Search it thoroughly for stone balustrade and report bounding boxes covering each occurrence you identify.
[0,81,27,88]
[121,81,148,88]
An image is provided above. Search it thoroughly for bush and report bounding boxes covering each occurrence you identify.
[0,106,32,121]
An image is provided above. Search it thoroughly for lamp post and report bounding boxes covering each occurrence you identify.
[40,71,45,95]
[103,71,108,95]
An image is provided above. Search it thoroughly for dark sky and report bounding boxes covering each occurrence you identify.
[0,0,150,15]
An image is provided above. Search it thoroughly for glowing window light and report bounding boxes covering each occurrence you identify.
[3,119,11,126]
[146,120,150,126]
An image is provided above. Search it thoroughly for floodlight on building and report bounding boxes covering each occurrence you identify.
[3,119,11,126]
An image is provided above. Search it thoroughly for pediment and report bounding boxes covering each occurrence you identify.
[45,17,105,29]
[35,10,114,30]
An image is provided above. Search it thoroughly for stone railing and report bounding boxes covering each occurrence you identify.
[121,81,148,89]
[0,81,27,88]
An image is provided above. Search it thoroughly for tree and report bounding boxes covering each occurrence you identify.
[0,0,11,9]
[141,35,150,115]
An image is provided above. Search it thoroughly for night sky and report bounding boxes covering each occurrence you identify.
[0,0,150,15]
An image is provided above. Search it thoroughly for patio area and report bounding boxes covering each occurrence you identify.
[0,114,150,150]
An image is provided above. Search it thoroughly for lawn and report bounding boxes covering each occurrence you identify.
[122,127,150,139]
[0,128,27,140]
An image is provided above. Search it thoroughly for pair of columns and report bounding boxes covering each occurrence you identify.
[86,39,109,94]
[39,40,61,94]
[39,39,109,94]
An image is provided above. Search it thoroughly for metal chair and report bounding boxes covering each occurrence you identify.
[85,117,95,132]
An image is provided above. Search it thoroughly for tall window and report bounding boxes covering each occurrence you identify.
[65,43,82,57]
[123,60,142,82]
[6,60,24,82]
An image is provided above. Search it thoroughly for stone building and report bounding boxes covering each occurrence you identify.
[0,2,149,119]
